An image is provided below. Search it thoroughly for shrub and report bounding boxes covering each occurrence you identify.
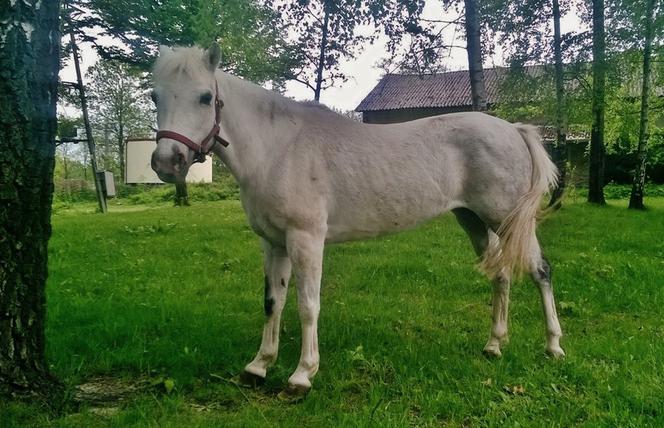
[572,183,664,200]
[53,179,97,203]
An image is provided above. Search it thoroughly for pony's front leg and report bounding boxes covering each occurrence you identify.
[531,255,565,358]
[279,228,325,399]
[242,240,292,384]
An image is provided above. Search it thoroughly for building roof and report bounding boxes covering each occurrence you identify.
[357,61,664,113]
[356,66,540,112]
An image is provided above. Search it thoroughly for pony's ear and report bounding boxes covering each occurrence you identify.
[204,44,221,72]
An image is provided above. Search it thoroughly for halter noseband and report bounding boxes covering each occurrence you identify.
[155,81,230,163]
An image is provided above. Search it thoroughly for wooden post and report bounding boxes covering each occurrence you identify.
[67,8,107,213]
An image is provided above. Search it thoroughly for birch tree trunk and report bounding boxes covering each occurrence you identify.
[464,0,487,111]
[628,0,655,210]
[588,0,607,205]
[0,0,62,399]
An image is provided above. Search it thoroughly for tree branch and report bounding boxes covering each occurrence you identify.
[291,76,316,91]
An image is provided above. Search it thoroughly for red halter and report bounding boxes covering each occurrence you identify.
[155,81,230,163]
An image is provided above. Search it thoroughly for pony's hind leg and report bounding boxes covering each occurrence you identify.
[529,244,565,358]
[242,239,292,384]
[453,208,511,357]
[483,260,511,358]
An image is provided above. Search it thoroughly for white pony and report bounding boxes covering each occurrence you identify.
[150,45,565,399]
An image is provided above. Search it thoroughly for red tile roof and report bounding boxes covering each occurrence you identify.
[356,66,539,112]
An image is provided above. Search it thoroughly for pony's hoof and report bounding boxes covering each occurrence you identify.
[483,343,502,358]
[277,384,310,403]
[547,346,566,359]
[232,371,265,388]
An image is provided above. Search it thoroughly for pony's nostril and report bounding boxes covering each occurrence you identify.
[171,151,186,172]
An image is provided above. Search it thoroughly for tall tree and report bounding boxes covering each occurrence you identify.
[549,0,568,207]
[628,0,656,210]
[464,0,487,111]
[376,0,488,109]
[313,0,331,101]
[0,0,62,399]
[588,0,607,204]
[66,0,298,83]
[86,59,153,181]
[279,0,379,101]
[479,0,574,207]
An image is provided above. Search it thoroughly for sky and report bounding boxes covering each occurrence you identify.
[59,1,584,114]
[282,0,475,111]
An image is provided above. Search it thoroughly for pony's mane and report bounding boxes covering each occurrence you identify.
[153,46,211,83]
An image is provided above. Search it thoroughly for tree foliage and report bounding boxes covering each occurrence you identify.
[277,0,481,99]
[275,0,433,99]
[64,0,299,83]
[85,59,153,179]
[376,0,465,74]
[275,0,371,99]
[56,115,84,140]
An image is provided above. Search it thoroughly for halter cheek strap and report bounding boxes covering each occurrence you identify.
[155,81,230,163]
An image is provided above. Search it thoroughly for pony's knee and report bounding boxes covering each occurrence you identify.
[491,267,511,289]
[531,256,552,285]
[297,300,320,323]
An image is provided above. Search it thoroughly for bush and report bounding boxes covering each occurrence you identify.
[119,183,239,205]
[52,171,240,207]
[53,179,98,203]
[573,183,664,200]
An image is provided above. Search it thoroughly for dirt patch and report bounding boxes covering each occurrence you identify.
[74,376,150,406]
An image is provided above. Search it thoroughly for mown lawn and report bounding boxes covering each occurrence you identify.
[2,197,664,427]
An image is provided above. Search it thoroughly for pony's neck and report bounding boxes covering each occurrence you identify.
[211,72,299,186]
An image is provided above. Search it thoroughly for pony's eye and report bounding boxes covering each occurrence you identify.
[150,91,158,104]
[200,92,213,105]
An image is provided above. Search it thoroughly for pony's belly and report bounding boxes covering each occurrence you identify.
[325,205,451,244]
[325,223,412,243]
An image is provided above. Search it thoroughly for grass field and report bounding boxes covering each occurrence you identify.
[2,196,664,427]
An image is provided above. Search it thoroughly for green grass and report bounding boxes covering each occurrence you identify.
[2,197,664,427]
[52,173,240,213]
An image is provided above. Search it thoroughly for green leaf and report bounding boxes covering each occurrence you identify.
[164,378,175,394]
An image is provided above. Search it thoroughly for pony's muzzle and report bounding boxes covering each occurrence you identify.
[151,144,189,183]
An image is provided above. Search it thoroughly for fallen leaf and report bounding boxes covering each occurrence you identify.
[502,384,525,395]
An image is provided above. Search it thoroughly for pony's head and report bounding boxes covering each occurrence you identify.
[150,45,222,183]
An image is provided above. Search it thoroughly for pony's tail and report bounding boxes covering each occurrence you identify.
[480,124,558,281]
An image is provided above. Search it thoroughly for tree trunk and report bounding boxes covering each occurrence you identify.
[548,0,567,208]
[628,0,655,210]
[313,0,331,102]
[0,0,62,400]
[464,0,487,111]
[588,0,607,205]
[69,25,106,213]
